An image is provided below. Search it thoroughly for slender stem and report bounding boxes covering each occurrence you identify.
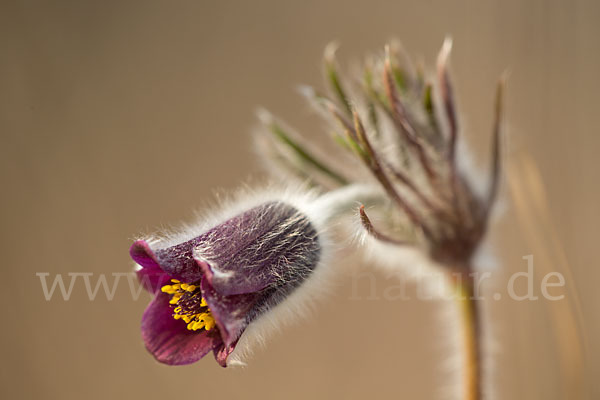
[351,111,432,238]
[383,53,438,183]
[358,205,410,245]
[323,45,352,116]
[485,76,505,217]
[454,275,483,400]
[262,114,349,186]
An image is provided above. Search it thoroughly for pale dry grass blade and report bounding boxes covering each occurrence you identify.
[508,153,589,398]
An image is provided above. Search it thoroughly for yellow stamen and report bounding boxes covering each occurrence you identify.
[168,296,180,305]
[197,312,209,321]
[193,321,204,330]
[161,285,175,294]
[161,280,216,333]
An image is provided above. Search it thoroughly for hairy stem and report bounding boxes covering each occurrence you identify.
[455,275,483,400]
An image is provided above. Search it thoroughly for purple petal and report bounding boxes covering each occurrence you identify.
[141,293,221,366]
[131,240,170,293]
[136,268,171,294]
[130,239,204,283]
[213,340,238,367]
[195,257,272,296]
[192,202,315,295]
[130,240,161,269]
[201,277,262,346]
[131,202,319,297]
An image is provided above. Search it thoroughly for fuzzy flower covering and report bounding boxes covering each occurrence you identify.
[130,186,375,367]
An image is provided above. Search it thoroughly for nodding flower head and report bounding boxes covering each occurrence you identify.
[130,186,371,367]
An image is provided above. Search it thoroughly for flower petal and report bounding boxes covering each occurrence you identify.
[141,293,220,365]
[192,201,319,296]
[130,240,170,293]
[136,267,171,294]
[194,257,273,296]
[213,340,238,367]
[131,239,204,283]
[201,277,264,346]
[130,240,161,269]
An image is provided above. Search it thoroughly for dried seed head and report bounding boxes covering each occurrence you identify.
[256,39,504,270]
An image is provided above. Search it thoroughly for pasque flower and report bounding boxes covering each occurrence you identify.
[130,187,374,367]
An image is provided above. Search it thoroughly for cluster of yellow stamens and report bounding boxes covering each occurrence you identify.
[161,279,216,331]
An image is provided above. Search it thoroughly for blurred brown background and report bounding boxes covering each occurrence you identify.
[1,1,598,399]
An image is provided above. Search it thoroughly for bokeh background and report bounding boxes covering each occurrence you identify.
[1,1,598,399]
